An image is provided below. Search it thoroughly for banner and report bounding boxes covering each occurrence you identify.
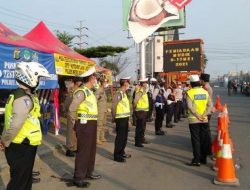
[0,43,58,89]
[54,53,95,76]
[163,39,203,72]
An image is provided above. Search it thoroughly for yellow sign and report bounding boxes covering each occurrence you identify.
[54,53,95,76]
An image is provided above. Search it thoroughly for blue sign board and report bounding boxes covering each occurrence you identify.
[0,43,58,89]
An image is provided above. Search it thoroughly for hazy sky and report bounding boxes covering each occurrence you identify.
[1,0,250,79]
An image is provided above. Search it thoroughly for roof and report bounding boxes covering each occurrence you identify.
[0,22,50,52]
[24,21,94,63]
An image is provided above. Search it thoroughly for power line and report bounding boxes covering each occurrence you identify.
[0,6,75,29]
[75,20,88,49]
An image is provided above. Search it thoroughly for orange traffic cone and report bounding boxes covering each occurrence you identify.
[212,116,226,171]
[223,104,230,125]
[214,96,223,112]
[222,105,235,153]
[213,132,240,186]
[213,131,224,171]
[212,114,222,155]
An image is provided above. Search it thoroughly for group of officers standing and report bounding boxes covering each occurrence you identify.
[0,60,214,189]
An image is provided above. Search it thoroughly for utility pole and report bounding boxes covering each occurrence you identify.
[75,20,88,49]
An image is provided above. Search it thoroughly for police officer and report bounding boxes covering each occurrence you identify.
[69,66,101,188]
[133,78,149,147]
[200,73,214,157]
[112,77,131,162]
[154,89,165,135]
[95,77,108,145]
[0,61,50,190]
[165,83,175,128]
[175,81,183,122]
[147,78,157,122]
[186,75,212,166]
[65,77,83,157]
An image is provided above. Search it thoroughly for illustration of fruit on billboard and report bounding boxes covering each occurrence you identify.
[123,0,186,43]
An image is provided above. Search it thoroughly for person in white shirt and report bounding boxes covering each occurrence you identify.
[165,82,175,128]
[174,82,183,122]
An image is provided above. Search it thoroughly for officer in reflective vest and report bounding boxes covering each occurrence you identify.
[0,62,50,190]
[64,77,83,157]
[69,66,101,188]
[186,75,212,167]
[112,77,131,162]
[200,73,214,156]
[133,78,149,147]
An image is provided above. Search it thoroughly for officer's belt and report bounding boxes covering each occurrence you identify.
[78,113,98,119]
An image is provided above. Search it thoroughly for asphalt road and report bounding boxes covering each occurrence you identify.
[0,87,249,190]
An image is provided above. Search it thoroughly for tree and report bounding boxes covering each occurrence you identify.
[55,30,75,47]
[99,55,130,81]
[75,46,128,58]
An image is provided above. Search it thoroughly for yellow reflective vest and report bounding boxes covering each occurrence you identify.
[187,87,209,123]
[76,86,98,120]
[115,91,130,119]
[4,94,42,146]
[136,89,149,111]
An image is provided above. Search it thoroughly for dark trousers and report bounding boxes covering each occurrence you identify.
[5,143,37,190]
[182,98,188,115]
[74,120,97,181]
[207,115,212,155]
[135,111,147,144]
[189,123,209,163]
[155,107,164,132]
[166,104,174,124]
[147,98,153,120]
[114,117,129,159]
[132,111,136,126]
[174,101,183,121]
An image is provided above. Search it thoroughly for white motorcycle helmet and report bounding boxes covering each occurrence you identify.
[15,61,51,88]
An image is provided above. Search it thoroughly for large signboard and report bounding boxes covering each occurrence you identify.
[122,0,186,43]
[163,39,203,72]
[0,43,58,89]
[54,53,95,76]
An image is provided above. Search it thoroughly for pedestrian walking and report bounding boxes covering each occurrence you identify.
[133,78,149,147]
[65,77,82,157]
[228,80,233,96]
[95,77,109,145]
[186,75,212,166]
[112,77,131,163]
[0,62,50,190]
[69,66,101,188]
[154,89,165,135]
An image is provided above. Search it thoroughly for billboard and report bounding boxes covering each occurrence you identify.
[163,39,203,72]
[122,0,186,43]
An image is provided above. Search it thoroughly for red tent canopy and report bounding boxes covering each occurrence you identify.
[0,22,51,52]
[24,21,94,63]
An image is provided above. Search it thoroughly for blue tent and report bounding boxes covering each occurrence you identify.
[0,23,58,89]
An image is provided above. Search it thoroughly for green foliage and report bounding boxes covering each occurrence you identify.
[55,30,75,47]
[75,46,128,58]
[100,60,119,76]
[99,55,130,78]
